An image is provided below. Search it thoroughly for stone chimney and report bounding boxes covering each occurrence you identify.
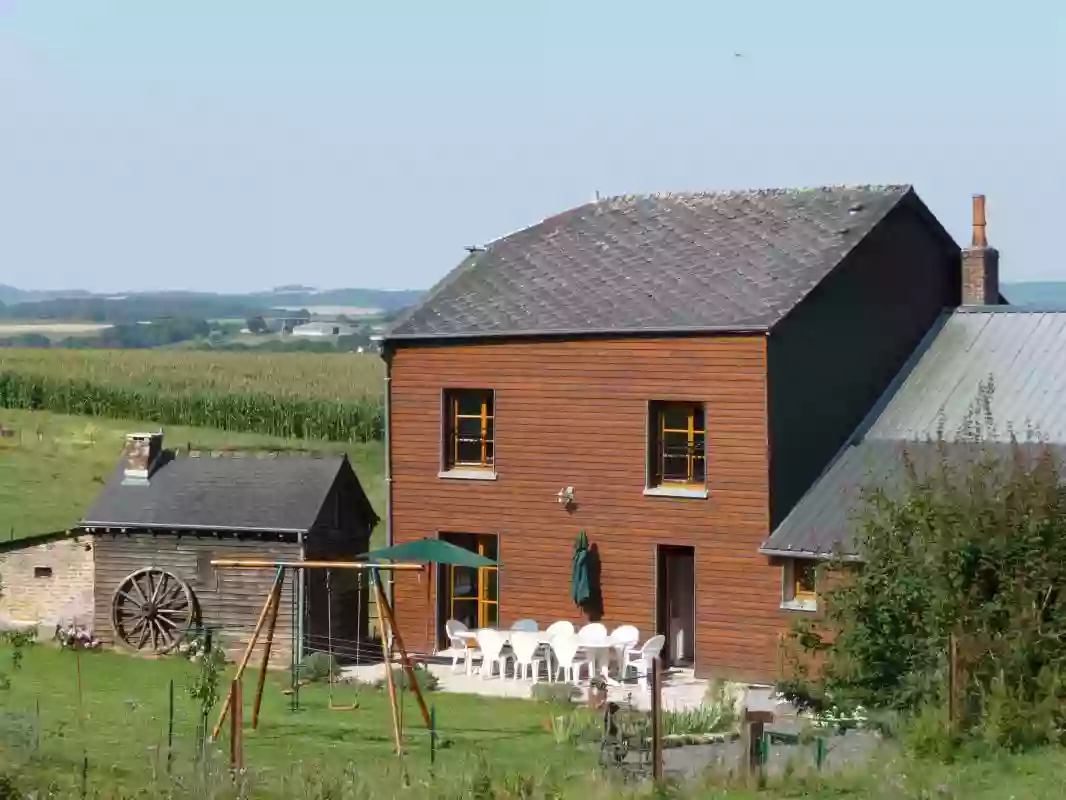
[121,431,163,484]
[961,194,1000,306]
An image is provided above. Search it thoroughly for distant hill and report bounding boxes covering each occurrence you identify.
[0,285,425,322]
[1001,283,1066,309]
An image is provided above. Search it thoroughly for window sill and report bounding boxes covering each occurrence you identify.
[643,486,708,499]
[438,469,498,481]
[780,600,817,613]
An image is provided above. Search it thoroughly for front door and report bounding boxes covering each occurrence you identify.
[437,533,499,647]
[656,545,695,667]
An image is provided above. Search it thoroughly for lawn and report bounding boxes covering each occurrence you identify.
[0,408,385,543]
[4,645,1066,798]
[0,643,593,797]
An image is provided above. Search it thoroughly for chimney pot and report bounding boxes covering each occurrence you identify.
[122,431,163,484]
[961,194,999,306]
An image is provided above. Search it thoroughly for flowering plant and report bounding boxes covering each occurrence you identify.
[54,623,101,651]
[176,633,215,663]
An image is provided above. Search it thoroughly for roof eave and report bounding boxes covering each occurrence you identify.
[758,545,862,562]
[79,521,308,535]
[382,322,771,344]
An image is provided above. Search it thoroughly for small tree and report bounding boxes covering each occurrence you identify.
[246,316,268,335]
[784,380,1066,749]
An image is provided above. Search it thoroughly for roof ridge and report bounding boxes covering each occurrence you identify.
[182,448,341,459]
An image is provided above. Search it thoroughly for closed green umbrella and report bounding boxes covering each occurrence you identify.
[571,531,591,607]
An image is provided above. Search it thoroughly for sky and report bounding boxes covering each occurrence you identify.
[1,1,1063,293]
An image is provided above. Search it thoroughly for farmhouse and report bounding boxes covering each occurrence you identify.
[62,432,379,659]
[0,531,94,633]
[381,185,981,681]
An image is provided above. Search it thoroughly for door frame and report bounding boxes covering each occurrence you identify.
[435,531,501,650]
[655,544,696,668]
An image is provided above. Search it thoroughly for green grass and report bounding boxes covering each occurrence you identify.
[0,644,591,796]
[0,408,384,544]
[5,646,1066,798]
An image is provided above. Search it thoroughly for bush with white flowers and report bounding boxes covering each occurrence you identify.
[54,623,101,651]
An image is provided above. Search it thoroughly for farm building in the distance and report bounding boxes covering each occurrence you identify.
[0,432,380,662]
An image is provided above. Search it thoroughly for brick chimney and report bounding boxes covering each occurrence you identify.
[961,194,1000,306]
[121,431,163,485]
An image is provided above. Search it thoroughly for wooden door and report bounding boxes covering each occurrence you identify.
[657,545,695,667]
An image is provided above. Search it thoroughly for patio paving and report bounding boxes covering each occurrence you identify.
[339,651,767,713]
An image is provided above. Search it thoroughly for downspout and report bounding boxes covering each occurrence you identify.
[297,531,306,665]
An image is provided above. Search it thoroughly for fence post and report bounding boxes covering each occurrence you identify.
[430,704,437,767]
[651,657,663,782]
[948,632,959,735]
[743,701,774,783]
[229,678,244,773]
[35,697,40,754]
[167,679,175,774]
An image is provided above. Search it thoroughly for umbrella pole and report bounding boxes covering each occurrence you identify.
[425,563,432,656]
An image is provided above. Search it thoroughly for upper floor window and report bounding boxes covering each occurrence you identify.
[443,389,495,471]
[648,401,706,489]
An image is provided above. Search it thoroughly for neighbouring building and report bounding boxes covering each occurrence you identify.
[291,321,360,339]
[0,532,94,633]
[381,184,976,681]
[78,433,379,661]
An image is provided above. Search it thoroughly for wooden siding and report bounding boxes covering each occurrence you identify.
[93,533,300,664]
[389,335,789,681]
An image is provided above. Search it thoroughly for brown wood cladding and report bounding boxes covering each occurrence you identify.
[389,335,800,681]
[93,533,299,663]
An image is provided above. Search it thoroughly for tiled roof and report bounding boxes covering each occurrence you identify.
[387,185,913,339]
[81,452,364,534]
[763,308,1066,558]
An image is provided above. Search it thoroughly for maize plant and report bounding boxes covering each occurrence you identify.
[0,349,385,442]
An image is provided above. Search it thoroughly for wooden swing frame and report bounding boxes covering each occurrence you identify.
[207,559,430,756]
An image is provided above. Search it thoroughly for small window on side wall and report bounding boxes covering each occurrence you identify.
[648,401,706,490]
[443,389,495,472]
[782,559,818,611]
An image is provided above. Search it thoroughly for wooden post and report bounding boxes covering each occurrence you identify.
[212,566,284,740]
[167,679,175,774]
[375,575,404,755]
[743,706,774,779]
[373,569,433,729]
[229,679,244,773]
[252,573,284,730]
[651,657,663,782]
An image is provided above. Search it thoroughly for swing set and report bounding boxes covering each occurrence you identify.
[207,558,431,756]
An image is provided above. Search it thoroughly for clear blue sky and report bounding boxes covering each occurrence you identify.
[2,1,1063,293]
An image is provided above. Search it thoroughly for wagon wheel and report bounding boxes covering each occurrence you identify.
[111,568,196,654]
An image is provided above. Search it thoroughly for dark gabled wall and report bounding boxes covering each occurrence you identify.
[767,192,960,527]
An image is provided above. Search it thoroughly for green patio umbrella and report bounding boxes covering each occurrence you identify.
[359,538,500,651]
[360,538,498,568]
[571,530,591,607]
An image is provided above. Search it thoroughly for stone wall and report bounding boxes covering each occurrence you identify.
[0,535,94,633]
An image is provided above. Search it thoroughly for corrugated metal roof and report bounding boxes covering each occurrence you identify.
[763,308,1066,558]
[866,309,1066,443]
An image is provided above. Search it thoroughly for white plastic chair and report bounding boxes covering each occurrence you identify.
[549,632,589,684]
[544,620,574,638]
[609,625,640,672]
[623,634,665,689]
[510,618,539,632]
[475,628,512,680]
[445,619,479,674]
[577,622,608,641]
[510,630,543,682]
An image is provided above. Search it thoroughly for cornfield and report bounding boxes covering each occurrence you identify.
[0,349,385,442]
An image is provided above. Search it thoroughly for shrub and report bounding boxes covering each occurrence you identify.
[531,682,580,706]
[373,664,439,693]
[299,652,340,683]
[784,381,1066,752]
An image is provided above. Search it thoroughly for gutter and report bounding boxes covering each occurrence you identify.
[758,546,862,563]
[381,322,770,344]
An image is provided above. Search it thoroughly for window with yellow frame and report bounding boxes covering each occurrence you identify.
[443,389,495,470]
[783,559,817,611]
[441,533,499,630]
[648,401,706,487]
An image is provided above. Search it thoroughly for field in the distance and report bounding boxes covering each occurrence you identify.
[0,348,385,442]
[0,347,383,398]
[0,408,384,542]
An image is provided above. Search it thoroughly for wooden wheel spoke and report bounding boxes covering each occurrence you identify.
[112,568,196,654]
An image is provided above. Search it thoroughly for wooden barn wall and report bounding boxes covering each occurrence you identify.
[388,335,790,681]
[93,533,300,664]
[304,526,373,664]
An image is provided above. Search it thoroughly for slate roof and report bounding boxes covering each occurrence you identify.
[81,452,355,534]
[762,308,1066,558]
[387,185,914,340]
